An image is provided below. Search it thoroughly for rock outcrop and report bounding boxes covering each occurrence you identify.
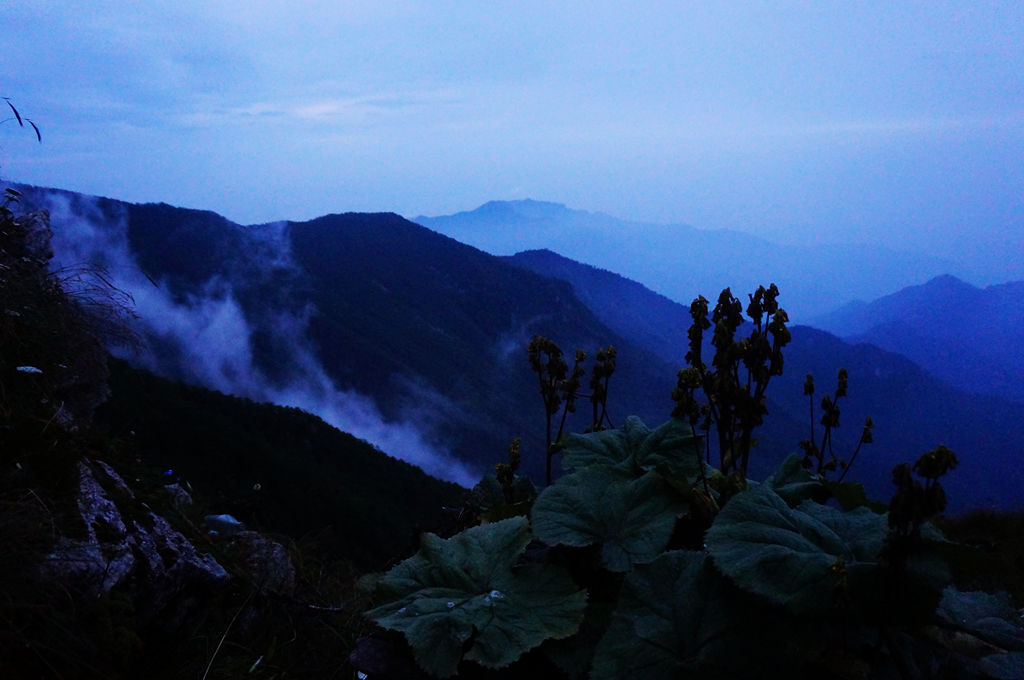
[40,459,229,629]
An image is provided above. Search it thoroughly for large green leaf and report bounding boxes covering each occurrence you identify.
[763,453,827,506]
[707,485,950,619]
[823,479,888,513]
[706,484,890,617]
[471,473,537,521]
[532,466,687,571]
[593,549,890,679]
[981,653,1024,680]
[591,551,709,679]
[559,416,703,479]
[936,587,1024,651]
[472,473,536,509]
[542,601,615,680]
[366,517,587,677]
[591,550,773,680]
[761,453,886,512]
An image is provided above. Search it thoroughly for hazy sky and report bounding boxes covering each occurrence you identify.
[3,2,1022,267]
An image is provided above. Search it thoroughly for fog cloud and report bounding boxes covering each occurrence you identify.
[44,191,478,487]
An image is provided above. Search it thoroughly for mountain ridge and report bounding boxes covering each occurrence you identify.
[810,273,1024,404]
[505,248,690,365]
[414,199,964,319]
[13,183,678,486]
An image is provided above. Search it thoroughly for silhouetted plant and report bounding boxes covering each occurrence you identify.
[2,98,41,143]
[0,189,136,437]
[887,445,959,545]
[528,336,572,485]
[798,369,874,482]
[495,438,522,504]
[671,284,790,489]
[468,439,539,525]
[527,336,615,484]
[586,345,616,432]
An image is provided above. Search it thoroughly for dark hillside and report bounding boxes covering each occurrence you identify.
[287,213,580,400]
[97,359,464,570]
[19,183,1021,512]
[285,212,680,481]
[506,248,689,364]
[126,202,248,287]
[15,184,678,484]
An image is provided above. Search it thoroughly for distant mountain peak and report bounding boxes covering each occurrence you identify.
[412,199,577,228]
[920,273,976,291]
[479,198,564,210]
[876,274,983,307]
[512,247,562,258]
[810,273,983,333]
[474,199,575,220]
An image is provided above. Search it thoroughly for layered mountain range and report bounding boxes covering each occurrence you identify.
[809,275,1024,405]
[13,184,674,488]
[414,199,965,321]
[12,183,1024,512]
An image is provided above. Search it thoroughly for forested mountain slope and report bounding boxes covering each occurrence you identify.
[97,359,465,570]
[14,184,677,484]
[810,275,1024,404]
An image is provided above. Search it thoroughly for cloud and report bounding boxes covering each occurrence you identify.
[174,86,465,132]
[42,190,478,487]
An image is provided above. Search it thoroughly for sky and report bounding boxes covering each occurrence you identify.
[2,2,1023,270]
